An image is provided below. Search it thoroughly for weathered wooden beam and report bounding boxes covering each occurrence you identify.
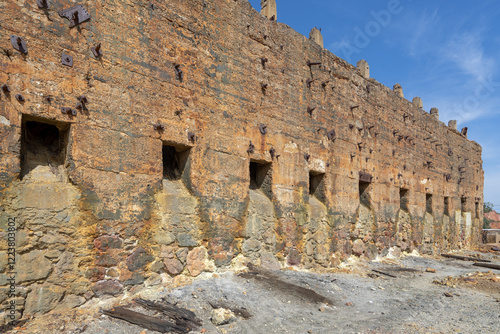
[372,269,397,278]
[101,307,188,334]
[134,298,202,329]
[473,262,500,270]
[441,254,491,263]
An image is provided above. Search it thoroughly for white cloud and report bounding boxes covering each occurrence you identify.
[441,31,496,81]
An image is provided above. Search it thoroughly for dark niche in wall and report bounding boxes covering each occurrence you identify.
[426,194,433,214]
[21,115,70,179]
[309,171,325,203]
[359,181,371,208]
[162,144,190,181]
[399,188,409,212]
[461,197,468,213]
[249,160,272,199]
[444,196,450,216]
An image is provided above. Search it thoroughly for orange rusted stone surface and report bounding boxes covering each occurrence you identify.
[0,0,483,319]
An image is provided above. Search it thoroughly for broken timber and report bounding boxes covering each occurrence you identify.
[134,298,202,330]
[472,262,500,270]
[372,269,397,278]
[441,254,491,263]
[101,307,189,334]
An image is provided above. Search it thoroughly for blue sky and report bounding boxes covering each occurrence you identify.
[248,0,500,207]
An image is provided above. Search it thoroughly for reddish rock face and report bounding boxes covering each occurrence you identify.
[0,0,484,318]
[94,235,123,251]
[92,280,124,297]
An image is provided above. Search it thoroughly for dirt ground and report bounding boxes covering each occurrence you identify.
[4,247,500,334]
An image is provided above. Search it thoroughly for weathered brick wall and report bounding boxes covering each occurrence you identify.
[0,0,483,321]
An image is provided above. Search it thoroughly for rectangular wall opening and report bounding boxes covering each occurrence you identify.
[359,181,371,208]
[162,143,190,181]
[249,160,272,198]
[461,197,468,212]
[21,115,70,179]
[426,194,433,214]
[399,188,409,212]
[309,171,325,202]
[475,201,479,219]
[444,197,450,216]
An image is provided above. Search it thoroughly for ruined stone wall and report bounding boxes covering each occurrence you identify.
[0,0,483,321]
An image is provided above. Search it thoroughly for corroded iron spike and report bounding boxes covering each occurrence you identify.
[307,61,322,67]
[37,0,48,9]
[78,95,88,104]
[247,141,255,154]
[269,148,276,159]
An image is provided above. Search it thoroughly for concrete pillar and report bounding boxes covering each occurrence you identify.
[357,60,369,79]
[393,84,404,98]
[430,108,439,120]
[448,120,457,130]
[309,27,323,47]
[260,0,277,21]
[412,97,423,109]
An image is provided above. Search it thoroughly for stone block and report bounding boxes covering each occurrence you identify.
[176,248,189,264]
[393,84,404,98]
[186,247,208,277]
[17,251,52,284]
[126,247,154,272]
[430,108,439,120]
[94,235,123,251]
[24,284,64,316]
[92,280,124,297]
[309,28,323,47]
[357,60,370,79]
[260,0,277,20]
[242,239,261,254]
[448,120,457,130]
[412,97,423,109]
[164,258,184,276]
[177,233,198,247]
[259,252,281,270]
[352,239,365,256]
[54,294,86,311]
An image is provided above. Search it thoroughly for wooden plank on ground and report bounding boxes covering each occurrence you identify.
[441,254,491,262]
[101,307,189,334]
[473,262,500,270]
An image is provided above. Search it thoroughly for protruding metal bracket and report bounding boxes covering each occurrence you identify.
[10,35,28,54]
[37,0,49,9]
[259,124,267,135]
[59,5,91,28]
[327,129,336,141]
[359,171,373,183]
[91,43,103,58]
[62,53,73,67]
[61,107,77,116]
